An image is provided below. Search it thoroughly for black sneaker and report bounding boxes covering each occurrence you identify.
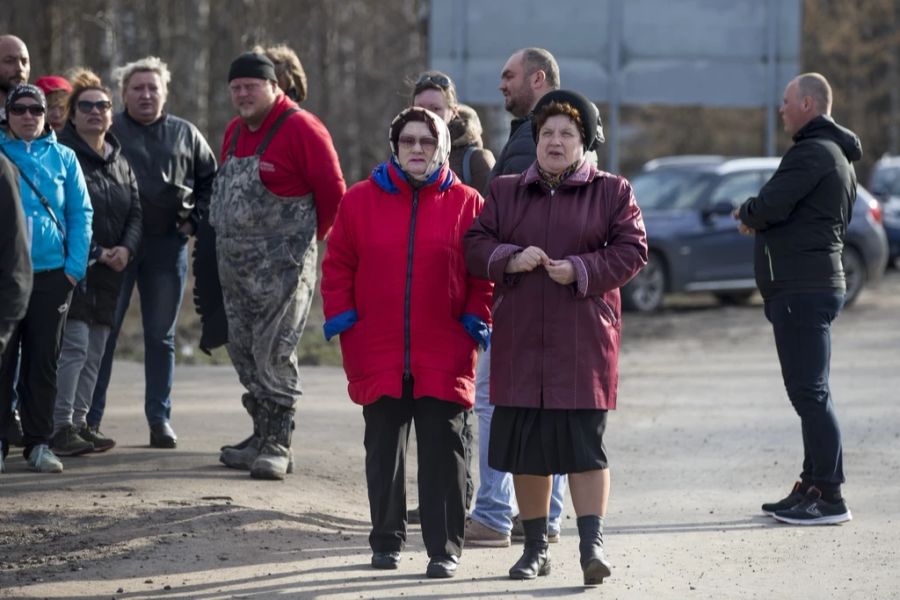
[51,425,94,457]
[79,425,116,452]
[762,481,807,516]
[773,488,852,525]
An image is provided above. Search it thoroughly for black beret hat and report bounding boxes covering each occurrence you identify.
[228,52,277,83]
[531,89,605,151]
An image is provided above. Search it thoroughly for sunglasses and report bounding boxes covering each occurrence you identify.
[8,103,46,117]
[398,135,438,152]
[415,74,451,91]
[77,100,113,114]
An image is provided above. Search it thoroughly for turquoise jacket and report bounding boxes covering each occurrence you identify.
[0,129,92,281]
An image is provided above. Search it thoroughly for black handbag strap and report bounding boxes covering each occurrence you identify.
[0,144,67,245]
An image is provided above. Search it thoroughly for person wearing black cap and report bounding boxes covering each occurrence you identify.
[88,56,217,450]
[212,52,345,481]
[465,89,648,585]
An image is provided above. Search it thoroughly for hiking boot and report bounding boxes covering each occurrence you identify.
[51,425,94,457]
[773,487,852,525]
[762,480,808,516]
[464,517,510,547]
[511,514,559,543]
[250,401,295,480]
[79,425,116,452]
[220,435,263,470]
[27,444,64,473]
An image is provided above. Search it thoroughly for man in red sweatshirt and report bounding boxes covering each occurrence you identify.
[211,52,345,480]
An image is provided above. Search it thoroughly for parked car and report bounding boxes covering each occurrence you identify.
[868,153,900,262]
[622,156,889,312]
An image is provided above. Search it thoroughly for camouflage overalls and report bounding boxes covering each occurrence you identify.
[210,109,316,477]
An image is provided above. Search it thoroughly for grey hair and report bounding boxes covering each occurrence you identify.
[795,72,832,114]
[520,48,560,90]
[113,56,171,96]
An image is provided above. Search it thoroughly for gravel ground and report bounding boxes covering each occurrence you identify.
[1,271,898,599]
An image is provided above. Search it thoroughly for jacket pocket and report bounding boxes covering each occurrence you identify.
[591,295,618,326]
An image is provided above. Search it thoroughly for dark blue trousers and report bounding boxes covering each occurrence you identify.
[764,291,845,488]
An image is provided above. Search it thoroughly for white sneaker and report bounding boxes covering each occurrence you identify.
[27,444,64,473]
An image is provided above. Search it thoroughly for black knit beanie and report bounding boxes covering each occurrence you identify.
[531,89,605,151]
[228,52,277,82]
[5,83,47,115]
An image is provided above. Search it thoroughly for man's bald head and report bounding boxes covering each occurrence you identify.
[794,72,832,115]
[0,35,30,96]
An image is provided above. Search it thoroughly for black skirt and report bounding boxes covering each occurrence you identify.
[488,406,609,475]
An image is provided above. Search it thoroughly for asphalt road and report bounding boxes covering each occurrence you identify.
[1,271,898,599]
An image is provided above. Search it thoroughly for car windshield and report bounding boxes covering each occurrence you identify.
[631,169,710,211]
[871,165,900,196]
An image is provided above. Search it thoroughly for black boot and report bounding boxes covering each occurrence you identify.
[221,393,259,452]
[250,400,295,480]
[508,517,551,580]
[577,515,612,586]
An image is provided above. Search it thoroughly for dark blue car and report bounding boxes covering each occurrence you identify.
[622,156,889,312]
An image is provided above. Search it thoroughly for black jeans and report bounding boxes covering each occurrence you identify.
[765,291,845,488]
[363,391,466,558]
[0,269,73,453]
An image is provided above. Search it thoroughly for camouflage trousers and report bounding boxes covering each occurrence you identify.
[216,234,317,409]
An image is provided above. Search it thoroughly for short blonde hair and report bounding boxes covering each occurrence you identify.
[113,56,171,97]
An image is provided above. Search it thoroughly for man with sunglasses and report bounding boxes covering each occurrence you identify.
[89,56,217,450]
[465,47,570,549]
[0,35,30,120]
[211,52,345,480]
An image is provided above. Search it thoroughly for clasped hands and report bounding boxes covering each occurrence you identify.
[732,208,755,236]
[98,246,131,272]
[505,245,576,285]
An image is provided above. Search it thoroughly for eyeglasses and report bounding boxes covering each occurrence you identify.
[398,135,438,152]
[415,74,451,90]
[8,103,45,117]
[77,100,113,114]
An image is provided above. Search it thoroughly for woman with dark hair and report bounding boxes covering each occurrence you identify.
[321,106,491,578]
[0,84,92,473]
[51,70,142,456]
[465,90,647,586]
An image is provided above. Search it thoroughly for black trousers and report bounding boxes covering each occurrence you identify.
[363,391,466,558]
[0,269,72,453]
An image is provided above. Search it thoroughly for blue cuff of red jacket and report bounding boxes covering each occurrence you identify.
[460,313,490,350]
[324,309,358,341]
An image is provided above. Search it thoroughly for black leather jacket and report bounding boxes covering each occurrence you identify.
[111,110,217,236]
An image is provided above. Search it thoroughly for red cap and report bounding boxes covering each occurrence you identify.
[34,75,73,95]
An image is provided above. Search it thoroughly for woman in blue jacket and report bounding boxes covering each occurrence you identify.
[0,84,92,474]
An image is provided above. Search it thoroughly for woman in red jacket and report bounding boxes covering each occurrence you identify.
[321,107,492,579]
[465,90,648,586]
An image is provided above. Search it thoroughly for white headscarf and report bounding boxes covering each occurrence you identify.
[389,106,452,182]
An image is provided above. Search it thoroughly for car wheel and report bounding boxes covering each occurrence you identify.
[714,291,755,305]
[622,253,666,312]
[842,245,865,306]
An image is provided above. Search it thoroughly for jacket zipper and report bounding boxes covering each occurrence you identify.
[764,243,775,281]
[403,189,420,384]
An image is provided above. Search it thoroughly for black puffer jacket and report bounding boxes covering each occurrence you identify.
[0,153,32,354]
[59,123,142,326]
[489,116,535,180]
[739,115,862,299]
[111,110,217,236]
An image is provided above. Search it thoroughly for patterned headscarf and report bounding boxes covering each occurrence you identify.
[389,106,451,181]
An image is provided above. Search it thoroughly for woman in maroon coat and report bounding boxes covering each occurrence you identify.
[464,90,647,586]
